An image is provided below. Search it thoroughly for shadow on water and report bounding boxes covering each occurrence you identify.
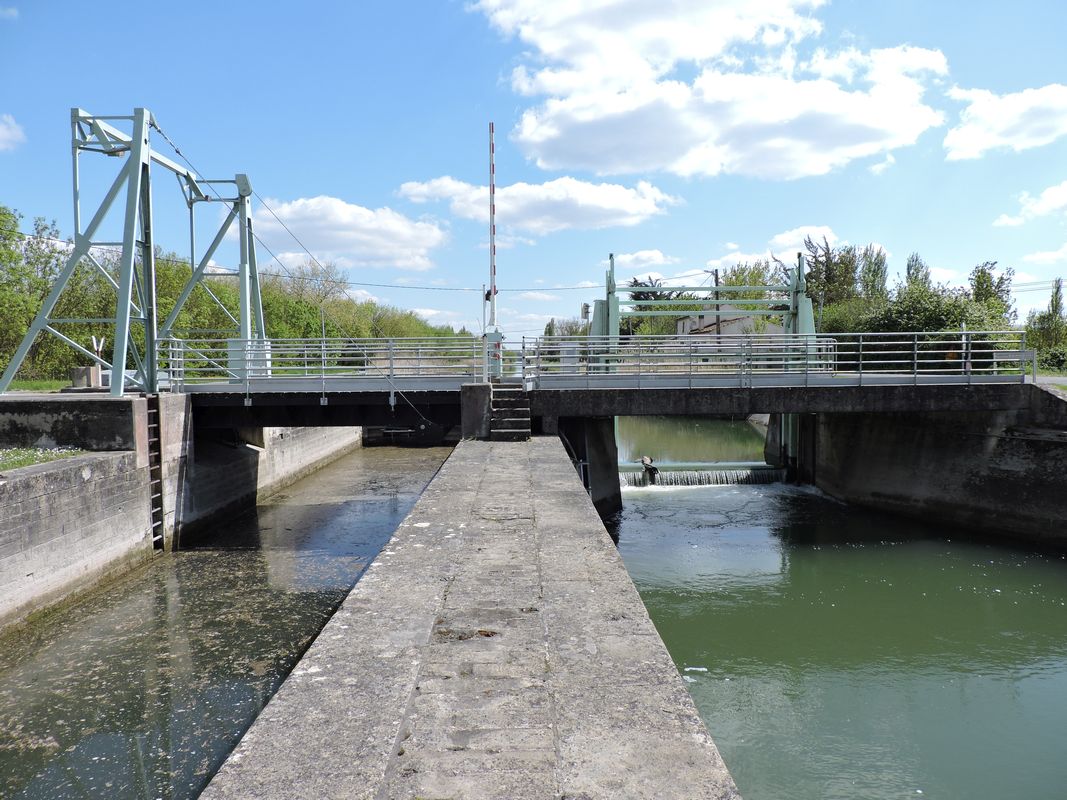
[0,446,450,800]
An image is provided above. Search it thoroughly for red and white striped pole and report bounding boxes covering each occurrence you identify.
[488,121,498,329]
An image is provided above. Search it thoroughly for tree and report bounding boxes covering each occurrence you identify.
[1026,278,1067,351]
[858,244,888,302]
[288,258,348,304]
[0,205,20,270]
[803,235,858,306]
[623,276,695,335]
[968,261,1015,325]
[905,252,931,288]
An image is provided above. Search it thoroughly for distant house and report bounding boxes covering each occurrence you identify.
[674,305,784,337]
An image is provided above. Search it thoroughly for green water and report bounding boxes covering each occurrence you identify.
[615,420,1067,800]
[615,415,766,463]
[0,446,449,799]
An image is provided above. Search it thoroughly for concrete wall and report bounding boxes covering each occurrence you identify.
[0,393,362,633]
[558,417,622,519]
[159,393,362,547]
[813,402,1067,547]
[0,395,143,449]
[0,451,153,631]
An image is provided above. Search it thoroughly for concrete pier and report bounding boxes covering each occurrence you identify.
[203,437,739,799]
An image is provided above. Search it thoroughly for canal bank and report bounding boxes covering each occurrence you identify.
[204,438,740,800]
[0,394,362,633]
[0,444,449,799]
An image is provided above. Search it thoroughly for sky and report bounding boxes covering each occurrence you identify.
[2,0,1067,339]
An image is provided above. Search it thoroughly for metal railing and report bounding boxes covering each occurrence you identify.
[162,336,487,393]
[521,331,1035,389]
[159,331,1035,394]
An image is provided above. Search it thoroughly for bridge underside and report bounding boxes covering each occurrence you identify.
[530,383,1034,427]
[190,391,462,429]
[188,383,1038,435]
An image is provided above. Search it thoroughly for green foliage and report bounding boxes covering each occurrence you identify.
[905,252,931,288]
[969,261,1015,325]
[1038,346,1067,372]
[1026,278,1066,352]
[0,204,465,381]
[622,276,702,335]
[817,255,1015,335]
[0,447,85,471]
[544,317,590,337]
[858,244,888,302]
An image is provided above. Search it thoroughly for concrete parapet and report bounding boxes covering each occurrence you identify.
[460,382,491,440]
[0,394,145,450]
[814,407,1067,546]
[203,438,740,799]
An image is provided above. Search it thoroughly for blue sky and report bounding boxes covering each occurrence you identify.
[2,0,1066,337]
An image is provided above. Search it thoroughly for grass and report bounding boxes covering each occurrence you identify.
[0,447,85,472]
[7,379,69,392]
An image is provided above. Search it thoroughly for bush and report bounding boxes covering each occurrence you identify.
[1038,347,1067,372]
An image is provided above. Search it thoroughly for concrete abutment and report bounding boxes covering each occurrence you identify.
[0,393,361,634]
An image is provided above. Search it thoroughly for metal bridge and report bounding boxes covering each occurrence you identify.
[0,107,1037,403]
[161,331,1034,397]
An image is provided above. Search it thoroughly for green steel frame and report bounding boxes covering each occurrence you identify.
[0,108,265,397]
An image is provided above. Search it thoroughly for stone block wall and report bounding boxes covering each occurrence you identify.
[0,452,153,630]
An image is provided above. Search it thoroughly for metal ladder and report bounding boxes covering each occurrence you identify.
[145,395,165,550]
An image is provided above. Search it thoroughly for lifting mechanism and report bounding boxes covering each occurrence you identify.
[0,107,266,397]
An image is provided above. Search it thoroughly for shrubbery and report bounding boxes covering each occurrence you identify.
[0,204,467,381]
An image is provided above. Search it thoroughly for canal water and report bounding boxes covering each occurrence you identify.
[0,445,450,799]
[615,417,1067,800]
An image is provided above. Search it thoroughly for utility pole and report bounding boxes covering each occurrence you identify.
[486,122,503,378]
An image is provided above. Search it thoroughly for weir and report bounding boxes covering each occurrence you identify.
[202,438,741,799]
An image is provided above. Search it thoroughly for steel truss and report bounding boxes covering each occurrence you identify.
[0,107,265,396]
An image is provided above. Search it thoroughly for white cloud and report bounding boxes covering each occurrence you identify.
[255,195,447,271]
[0,8,17,21]
[399,176,677,234]
[707,224,837,268]
[869,152,895,175]
[518,291,561,301]
[1023,242,1067,265]
[472,2,947,180]
[413,307,466,321]
[929,266,962,284]
[0,114,25,151]
[994,179,1067,227]
[945,84,1067,160]
[605,250,681,270]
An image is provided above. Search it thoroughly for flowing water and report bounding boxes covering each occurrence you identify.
[0,445,449,799]
[614,418,1067,800]
[615,415,766,464]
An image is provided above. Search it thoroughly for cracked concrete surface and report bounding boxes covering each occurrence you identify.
[202,437,740,799]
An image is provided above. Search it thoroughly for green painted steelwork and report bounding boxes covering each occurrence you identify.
[0,108,266,397]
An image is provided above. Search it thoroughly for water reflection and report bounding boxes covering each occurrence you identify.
[0,446,449,799]
[617,483,1067,800]
[615,416,765,463]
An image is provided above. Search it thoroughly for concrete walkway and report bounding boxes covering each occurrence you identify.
[203,438,740,799]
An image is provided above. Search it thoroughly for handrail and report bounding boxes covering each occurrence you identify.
[522,331,1032,390]
[157,332,1033,393]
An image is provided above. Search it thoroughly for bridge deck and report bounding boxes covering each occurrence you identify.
[202,438,739,800]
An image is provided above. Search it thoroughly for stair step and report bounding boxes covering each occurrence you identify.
[488,409,527,422]
[489,430,530,442]
[492,418,532,430]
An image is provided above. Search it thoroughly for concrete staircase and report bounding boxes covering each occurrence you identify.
[490,384,531,442]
